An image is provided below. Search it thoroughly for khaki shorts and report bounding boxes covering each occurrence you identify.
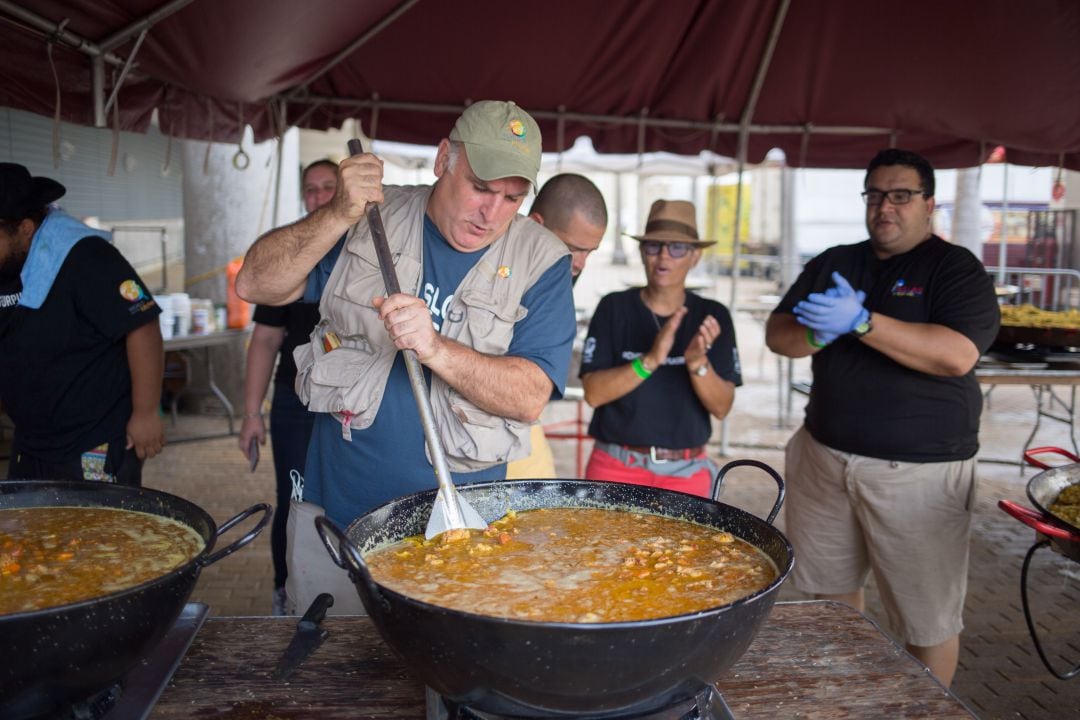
[784,426,977,646]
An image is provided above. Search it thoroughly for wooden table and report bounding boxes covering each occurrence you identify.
[152,600,975,719]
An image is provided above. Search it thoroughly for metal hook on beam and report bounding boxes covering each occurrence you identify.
[232,102,250,171]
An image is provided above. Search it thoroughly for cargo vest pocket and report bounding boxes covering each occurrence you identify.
[306,347,379,422]
[293,341,316,405]
[338,251,422,309]
[455,288,526,355]
[438,390,528,467]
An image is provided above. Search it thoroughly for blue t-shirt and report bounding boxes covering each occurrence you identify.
[302,215,574,526]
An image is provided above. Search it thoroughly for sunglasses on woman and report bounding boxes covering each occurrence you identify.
[640,240,694,258]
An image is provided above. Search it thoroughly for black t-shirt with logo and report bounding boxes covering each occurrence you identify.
[252,301,320,390]
[0,236,161,461]
[776,236,1000,462]
[579,288,742,449]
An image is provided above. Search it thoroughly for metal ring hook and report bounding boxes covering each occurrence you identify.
[232,145,250,170]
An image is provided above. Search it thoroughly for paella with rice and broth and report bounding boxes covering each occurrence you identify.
[364,507,778,623]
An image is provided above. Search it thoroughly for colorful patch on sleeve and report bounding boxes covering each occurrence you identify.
[119,279,146,302]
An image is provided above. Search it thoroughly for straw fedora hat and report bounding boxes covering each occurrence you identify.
[629,199,716,248]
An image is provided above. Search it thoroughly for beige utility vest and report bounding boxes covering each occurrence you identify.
[294,184,570,472]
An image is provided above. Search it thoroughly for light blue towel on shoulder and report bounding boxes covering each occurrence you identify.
[18,210,111,309]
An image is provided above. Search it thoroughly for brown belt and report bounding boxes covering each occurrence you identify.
[622,444,705,461]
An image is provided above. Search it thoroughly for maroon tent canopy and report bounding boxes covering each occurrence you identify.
[1,0,1078,169]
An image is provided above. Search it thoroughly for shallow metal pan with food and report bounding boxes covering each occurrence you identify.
[996,447,1080,680]
[0,480,271,719]
[316,460,793,718]
[999,446,1080,561]
[995,324,1080,349]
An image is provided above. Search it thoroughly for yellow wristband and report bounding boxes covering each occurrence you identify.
[631,357,653,379]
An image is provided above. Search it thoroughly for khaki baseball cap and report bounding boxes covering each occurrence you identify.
[449,101,541,187]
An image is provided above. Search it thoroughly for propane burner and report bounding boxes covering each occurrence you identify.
[63,683,123,720]
[425,682,736,720]
[26,603,209,720]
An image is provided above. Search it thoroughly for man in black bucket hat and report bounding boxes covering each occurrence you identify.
[0,163,165,484]
[0,163,65,222]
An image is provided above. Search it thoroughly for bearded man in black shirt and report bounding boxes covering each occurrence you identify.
[0,163,164,484]
[765,149,1000,687]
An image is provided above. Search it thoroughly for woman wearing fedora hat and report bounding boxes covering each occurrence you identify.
[579,200,742,497]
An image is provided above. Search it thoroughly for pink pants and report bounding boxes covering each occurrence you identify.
[584,446,713,498]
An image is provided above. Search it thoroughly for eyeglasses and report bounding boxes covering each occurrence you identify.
[641,241,694,258]
[861,188,926,206]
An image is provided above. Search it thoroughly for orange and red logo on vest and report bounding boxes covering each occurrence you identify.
[119,279,145,302]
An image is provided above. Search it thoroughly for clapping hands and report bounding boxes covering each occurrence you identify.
[793,272,868,344]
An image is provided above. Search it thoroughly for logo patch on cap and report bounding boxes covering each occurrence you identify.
[119,280,145,302]
[509,120,526,138]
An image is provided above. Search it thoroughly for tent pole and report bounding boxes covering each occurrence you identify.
[0,2,123,63]
[727,0,790,306]
[998,162,1009,285]
[720,0,788,459]
[287,0,421,100]
[0,1,147,127]
[612,172,627,266]
[92,56,106,127]
[102,28,148,118]
[300,94,893,141]
[98,0,197,52]
[720,134,748,460]
[729,137,747,312]
[271,100,287,228]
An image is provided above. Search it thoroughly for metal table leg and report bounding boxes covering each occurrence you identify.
[1021,384,1080,474]
[202,346,235,435]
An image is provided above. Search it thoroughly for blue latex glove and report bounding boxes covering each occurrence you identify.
[793,272,869,336]
[808,286,843,346]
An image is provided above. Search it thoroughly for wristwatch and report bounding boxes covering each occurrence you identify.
[850,312,873,337]
[693,362,709,377]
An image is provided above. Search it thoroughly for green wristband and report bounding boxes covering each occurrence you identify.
[806,328,827,349]
[631,357,653,379]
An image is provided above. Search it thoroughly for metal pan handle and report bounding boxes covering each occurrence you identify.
[313,515,389,612]
[713,459,785,525]
[998,500,1080,542]
[200,503,272,567]
[1023,446,1080,470]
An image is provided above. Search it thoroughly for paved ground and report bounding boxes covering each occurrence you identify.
[3,279,1079,718]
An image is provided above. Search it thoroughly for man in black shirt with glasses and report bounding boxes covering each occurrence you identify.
[765,149,1000,687]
